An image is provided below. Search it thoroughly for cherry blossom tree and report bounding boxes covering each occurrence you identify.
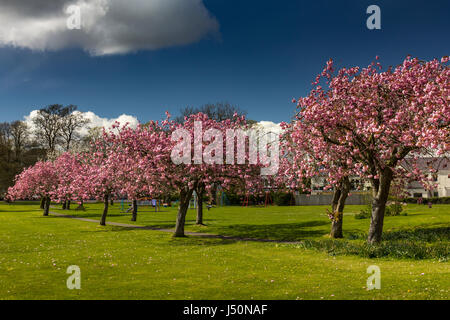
[53,152,82,210]
[291,55,449,243]
[70,132,123,226]
[102,122,170,222]
[280,119,357,238]
[7,161,58,216]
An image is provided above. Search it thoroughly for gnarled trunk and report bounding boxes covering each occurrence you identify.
[40,197,45,209]
[100,194,109,226]
[330,188,342,238]
[43,196,50,216]
[66,200,71,210]
[131,199,138,221]
[330,177,350,239]
[62,200,67,210]
[174,188,194,237]
[331,189,341,214]
[368,168,393,244]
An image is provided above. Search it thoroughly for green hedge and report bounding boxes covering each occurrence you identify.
[224,192,241,205]
[273,192,295,206]
[355,202,407,219]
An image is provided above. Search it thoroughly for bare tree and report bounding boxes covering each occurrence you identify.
[32,104,67,154]
[0,123,12,162]
[60,106,90,151]
[0,122,11,143]
[10,121,29,162]
[0,121,43,197]
[32,104,90,155]
[175,102,247,123]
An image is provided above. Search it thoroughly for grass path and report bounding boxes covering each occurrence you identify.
[49,210,300,243]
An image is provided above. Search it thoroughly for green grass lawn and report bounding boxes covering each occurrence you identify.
[49,201,450,240]
[0,201,448,299]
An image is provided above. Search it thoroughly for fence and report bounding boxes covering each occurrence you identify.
[294,193,369,206]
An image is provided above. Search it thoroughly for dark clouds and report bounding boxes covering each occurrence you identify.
[0,0,219,55]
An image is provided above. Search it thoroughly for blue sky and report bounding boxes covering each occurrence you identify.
[0,0,449,123]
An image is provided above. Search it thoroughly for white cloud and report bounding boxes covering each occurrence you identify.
[0,0,219,56]
[79,111,139,134]
[24,109,139,136]
[253,121,283,134]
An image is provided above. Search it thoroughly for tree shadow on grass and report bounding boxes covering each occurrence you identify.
[78,224,176,232]
[131,209,171,213]
[117,218,217,229]
[50,211,136,219]
[78,225,240,246]
[168,236,238,247]
[74,219,329,243]
[74,212,132,218]
[1,201,40,206]
[211,220,329,242]
[0,208,41,213]
[136,223,175,229]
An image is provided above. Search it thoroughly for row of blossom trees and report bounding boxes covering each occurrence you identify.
[7,113,268,237]
[7,56,449,243]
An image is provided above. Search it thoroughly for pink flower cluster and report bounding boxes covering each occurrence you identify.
[280,56,449,193]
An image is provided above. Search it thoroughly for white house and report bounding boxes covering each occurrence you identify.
[310,157,450,198]
[405,158,450,198]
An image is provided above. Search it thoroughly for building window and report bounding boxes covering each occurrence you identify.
[433,192,439,197]
[413,193,423,198]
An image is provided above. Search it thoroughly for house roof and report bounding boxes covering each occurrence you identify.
[402,157,449,171]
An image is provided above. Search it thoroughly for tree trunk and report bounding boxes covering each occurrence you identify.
[196,189,204,225]
[210,184,217,205]
[196,192,204,225]
[67,200,71,210]
[330,188,342,238]
[368,168,393,244]
[100,195,109,226]
[174,188,194,237]
[40,197,45,209]
[331,188,341,213]
[43,196,50,216]
[131,199,138,221]
[62,200,67,210]
[110,198,114,206]
[330,177,350,239]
